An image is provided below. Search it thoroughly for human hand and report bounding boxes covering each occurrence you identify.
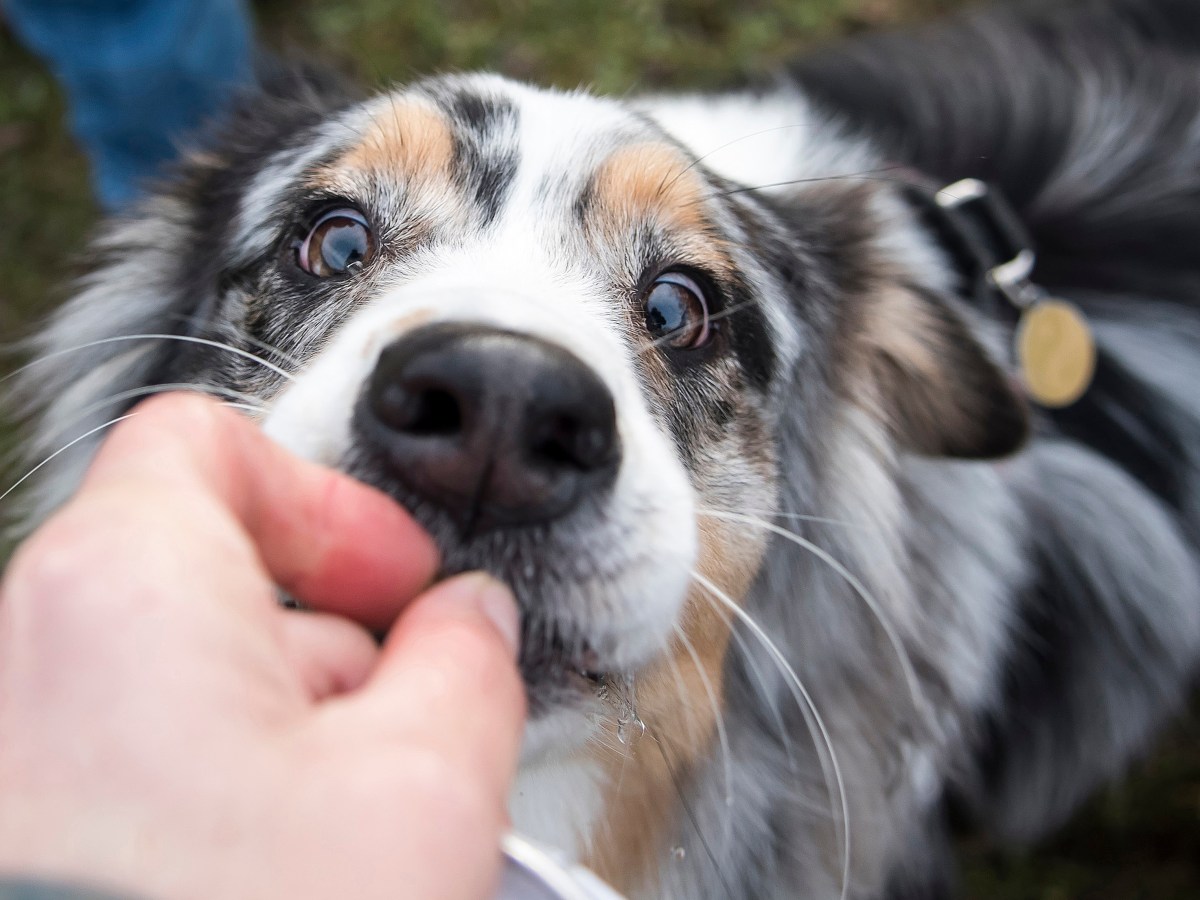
[0,395,526,900]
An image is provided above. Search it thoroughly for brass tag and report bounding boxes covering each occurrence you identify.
[1016,299,1096,408]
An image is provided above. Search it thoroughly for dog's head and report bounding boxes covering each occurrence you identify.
[212,74,793,736]
[18,69,1027,859]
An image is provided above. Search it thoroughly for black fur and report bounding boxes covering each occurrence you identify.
[789,0,1200,874]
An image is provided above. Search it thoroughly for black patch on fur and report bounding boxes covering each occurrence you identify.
[439,88,519,226]
[1044,348,1190,511]
[958,470,1196,844]
[882,872,955,900]
[791,0,1200,278]
[722,272,776,393]
[972,540,1076,801]
[446,88,507,133]
[149,64,363,385]
[727,192,829,392]
[573,176,597,228]
[791,0,1200,475]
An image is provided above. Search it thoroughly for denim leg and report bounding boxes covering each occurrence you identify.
[5,0,254,210]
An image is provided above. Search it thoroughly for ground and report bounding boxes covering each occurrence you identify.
[0,1,1197,896]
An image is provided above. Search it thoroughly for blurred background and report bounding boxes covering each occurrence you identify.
[1,0,1197,896]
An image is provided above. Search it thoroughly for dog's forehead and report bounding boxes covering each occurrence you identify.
[320,77,713,233]
[228,75,729,275]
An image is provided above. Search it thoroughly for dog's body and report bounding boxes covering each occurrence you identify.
[11,1,1200,897]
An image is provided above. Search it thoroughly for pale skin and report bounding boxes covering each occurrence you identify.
[0,395,527,900]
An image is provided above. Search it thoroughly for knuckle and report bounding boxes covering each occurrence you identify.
[3,517,112,618]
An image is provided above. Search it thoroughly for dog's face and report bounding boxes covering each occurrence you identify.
[61,73,1025,766]
[183,75,797,756]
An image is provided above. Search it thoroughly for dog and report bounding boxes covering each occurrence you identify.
[9,0,1200,896]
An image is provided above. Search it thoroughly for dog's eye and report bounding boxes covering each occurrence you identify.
[297,208,374,277]
[644,271,710,350]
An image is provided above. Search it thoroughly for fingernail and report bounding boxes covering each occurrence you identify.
[471,575,520,658]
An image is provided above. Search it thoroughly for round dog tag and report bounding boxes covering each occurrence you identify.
[1015,299,1096,408]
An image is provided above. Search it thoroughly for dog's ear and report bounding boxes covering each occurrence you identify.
[851,283,1029,459]
[10,62,361,531]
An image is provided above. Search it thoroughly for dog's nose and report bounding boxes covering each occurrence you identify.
[356,323,621,532]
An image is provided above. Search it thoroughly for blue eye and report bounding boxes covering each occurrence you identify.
[297,208,373,277]
[644,271,711,350]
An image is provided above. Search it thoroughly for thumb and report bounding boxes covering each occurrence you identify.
[344,574,527,799]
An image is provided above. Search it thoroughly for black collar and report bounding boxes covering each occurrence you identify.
[900,175,1044,321]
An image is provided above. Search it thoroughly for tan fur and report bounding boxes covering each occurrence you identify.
[337,99,455,181]
[586,516,768,893]
[854,284,951,423]
[592,144,707,231]
[586,143,736,281]
[303,98,467,248]
[863,286,945,381]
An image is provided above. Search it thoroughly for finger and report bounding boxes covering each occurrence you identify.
[277,611,380,701]
[342,574,525,798]
[80,394,439,630]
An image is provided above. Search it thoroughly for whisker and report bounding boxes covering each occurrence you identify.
[647,730,738,899]
[699,508,932,728]
[673,623,735,846]
[726,622,798,777]
[690,569,851,900]
[662,651,702,747]
[702,165,906,202]
[1,334,295,386]
[160,311,305,370]
[725,623,837,820]
[636,296,764,357]
[0,414,137,504]
[736,508,875,531]
[240,335,302,370]
[657,122,818,200]
[218,401,265,417]
[40,383,266,447]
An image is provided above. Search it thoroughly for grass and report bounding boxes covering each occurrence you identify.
[1,1,1197,897]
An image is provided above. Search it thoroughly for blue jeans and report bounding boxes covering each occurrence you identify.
[5,0,253,210]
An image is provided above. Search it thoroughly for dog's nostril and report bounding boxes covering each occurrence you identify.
[372,382,465,437]
[411,388,462,435]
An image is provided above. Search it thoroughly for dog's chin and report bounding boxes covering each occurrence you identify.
[518,624,651,723]
[519,630,610,718]
[518,664,641,764]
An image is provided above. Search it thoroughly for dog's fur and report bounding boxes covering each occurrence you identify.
[9,0,1200,896]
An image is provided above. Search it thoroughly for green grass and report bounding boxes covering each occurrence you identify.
[1,1,1197,897]
[262,0,958,92]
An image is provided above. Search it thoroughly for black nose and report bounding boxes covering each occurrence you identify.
[356,323,621,533]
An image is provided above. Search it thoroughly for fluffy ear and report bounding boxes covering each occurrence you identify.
[852,284,1029,459]
[8,62,359,532]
